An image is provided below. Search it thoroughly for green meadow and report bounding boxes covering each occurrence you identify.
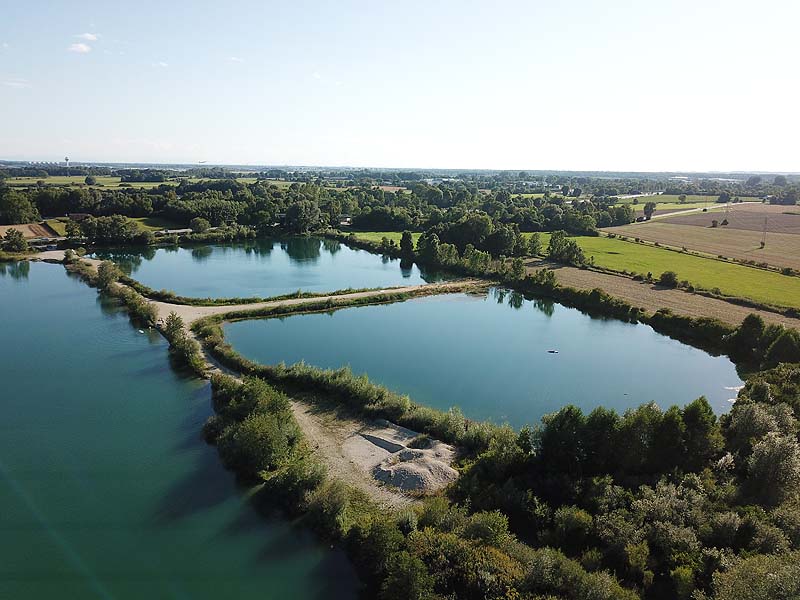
[531,232,800,309]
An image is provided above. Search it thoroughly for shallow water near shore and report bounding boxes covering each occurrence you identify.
[94,236,444,298]
[225,288,743,427]
[0,262,357,599]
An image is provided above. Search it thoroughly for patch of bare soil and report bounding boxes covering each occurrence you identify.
[291,402,457,508]
[0,222,56,239]
[526,258,800,329]
[662,205,800,234]
[604,222,800,271]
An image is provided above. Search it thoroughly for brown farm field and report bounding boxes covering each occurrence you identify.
[0,222,59,239]
[661,202,800,234]
[607,203,800,271]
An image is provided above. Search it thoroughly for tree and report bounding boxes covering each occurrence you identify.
[190,216,211,233]
[727,314,765,363]
[712,551,800,600]
[3,228,28,252]
[65,219,83,239]
[0,189,40,224]
[527,232,542,256]
[547,230,586,266]
[510,257,525,280]
[658,271,679,288]
[540,405,586,478]
[285,200,321,234]
[85,176,97,185]
[400,231,414,258]
[643,202,657,220]
[416,232,440,264]
[164,311,185,339]
[764,329,800,367]
[681,397,723,471]
[747,433,800,506]
[217,412,299,480]
[96,260,122,289]
[484,224,516,257]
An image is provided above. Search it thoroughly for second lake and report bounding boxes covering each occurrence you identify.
[224,289,743,427]
[94,237,444,298]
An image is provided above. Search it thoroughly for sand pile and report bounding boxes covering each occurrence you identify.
[372,438,458,493]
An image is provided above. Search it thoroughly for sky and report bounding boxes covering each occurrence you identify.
[1,0,798,172]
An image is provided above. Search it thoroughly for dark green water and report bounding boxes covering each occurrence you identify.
[0,262,356,599]
[94,237,443,298]
[225,289,743,428]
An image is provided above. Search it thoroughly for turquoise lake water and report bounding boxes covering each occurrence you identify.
[0,262,356,599]
[225,289,743,427]
[94,237,443,298]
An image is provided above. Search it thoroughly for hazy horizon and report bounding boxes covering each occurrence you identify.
[2,0,798,172]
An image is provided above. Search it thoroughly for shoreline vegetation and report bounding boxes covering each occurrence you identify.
[18,229,800,599]
[330,230,800,317]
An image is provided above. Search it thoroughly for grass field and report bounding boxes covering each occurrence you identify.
[5,175,175,189]
[635,202,719,214]
[346,231,422,245]
[5,175,292,189]
[528,232,800,309]
[130,216,182,231]
[45,218,68,236]
[618,194,762,205]
[39,216,179,235]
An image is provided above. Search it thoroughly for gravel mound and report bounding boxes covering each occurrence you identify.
[372,440,458,493]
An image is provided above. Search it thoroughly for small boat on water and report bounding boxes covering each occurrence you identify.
[547,349,559,354]
[138,330,145,334]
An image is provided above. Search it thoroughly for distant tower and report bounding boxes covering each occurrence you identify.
[65,156,70,176]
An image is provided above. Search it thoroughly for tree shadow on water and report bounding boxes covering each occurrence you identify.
[152,384,232,522]
[152,445,236,524]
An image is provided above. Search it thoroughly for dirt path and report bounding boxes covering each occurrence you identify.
[150,280,473,324]
[527,258,800,328]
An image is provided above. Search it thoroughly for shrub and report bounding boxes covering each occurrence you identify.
[658,271,679,288]
[217,411,299,480]
[189,216,211,233]
[712,551,800,600]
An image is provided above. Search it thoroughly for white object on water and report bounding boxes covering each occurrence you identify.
[138,330,145,334]
[547,350,559,354]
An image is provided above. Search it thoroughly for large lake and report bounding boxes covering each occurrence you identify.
[0,262,356,599]
[94,237,443,298]
[225,289,743,427]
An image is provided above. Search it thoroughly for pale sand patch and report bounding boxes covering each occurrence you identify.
[291,404,457,508]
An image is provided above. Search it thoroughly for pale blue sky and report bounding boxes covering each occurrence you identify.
[1,0,797,171]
